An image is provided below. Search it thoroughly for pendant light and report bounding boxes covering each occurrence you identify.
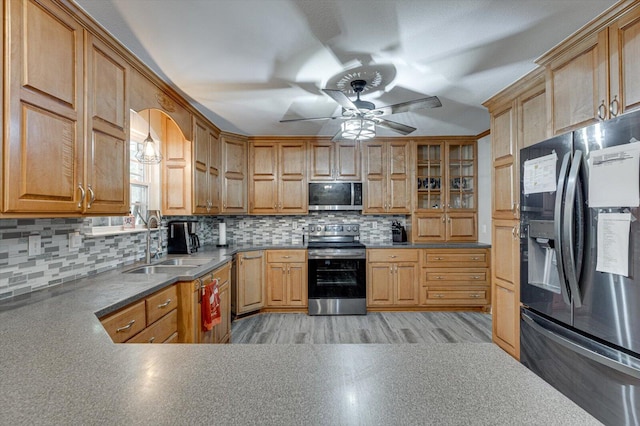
[135,110,163,165]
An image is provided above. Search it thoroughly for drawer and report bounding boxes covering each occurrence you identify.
[423,269,488,284]
[212,261,231,284]
[424,250,488,267]
[146,285,178,325]
[368,249,419,263]
[422,288,489,306]
[267,250,306,263]
[100,301,146,343]
[127,309,178,344]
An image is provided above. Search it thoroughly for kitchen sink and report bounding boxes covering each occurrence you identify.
[125,265,197,274]
[158,258,211,266]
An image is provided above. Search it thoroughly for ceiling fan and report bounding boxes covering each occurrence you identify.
[280,79,442,141]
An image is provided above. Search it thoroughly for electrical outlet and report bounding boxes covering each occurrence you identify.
[69,232,82,251]
[28,235,41,256]
[292,222,298,230]
[481,224,487,234]
[372,222,378,229]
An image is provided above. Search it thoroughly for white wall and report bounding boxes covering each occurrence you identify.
[477,134,492,244]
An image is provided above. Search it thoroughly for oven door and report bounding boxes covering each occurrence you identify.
[308,257,366,299]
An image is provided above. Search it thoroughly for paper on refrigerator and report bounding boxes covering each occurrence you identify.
[596,212,631,276]
[588,141,640,208]
[523,152,558,194]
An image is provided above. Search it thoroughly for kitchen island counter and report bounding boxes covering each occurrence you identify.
[0,245,598,425]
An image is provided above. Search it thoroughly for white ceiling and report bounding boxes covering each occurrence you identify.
[75,0,617,138]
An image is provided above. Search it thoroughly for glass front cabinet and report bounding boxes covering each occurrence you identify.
[413,138,477,242]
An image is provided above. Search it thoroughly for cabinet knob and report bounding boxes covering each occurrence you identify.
[116,320,135,332]
[87,185,95,209]
[77,184,86,208]
[598,100,607,120]
[610,95,620,117]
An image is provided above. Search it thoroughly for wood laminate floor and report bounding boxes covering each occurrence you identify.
[231,311,492,344]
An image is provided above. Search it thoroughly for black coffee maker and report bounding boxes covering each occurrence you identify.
[167,221,200,254]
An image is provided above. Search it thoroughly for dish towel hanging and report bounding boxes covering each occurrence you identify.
[201,278,221,331]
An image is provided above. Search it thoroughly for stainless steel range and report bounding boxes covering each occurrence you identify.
[307,224,366,315]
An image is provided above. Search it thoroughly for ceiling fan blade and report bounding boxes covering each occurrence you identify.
[376,118,416,135]
[373,96,442,116]
[331,130,345,142]
[322,89,358,111]
[279,116,342,123]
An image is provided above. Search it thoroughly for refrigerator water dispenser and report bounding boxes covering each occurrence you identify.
[527,220,561,293]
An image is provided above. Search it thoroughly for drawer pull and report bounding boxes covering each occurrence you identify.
[434,294,444,298]
[149,337,156,343]
[471,276,481,280]
[471,257,480,260]
[435,276,444,280]
[116,320,135,332]
[158,299,172,308]
[469,294,481,298]
[242,255,263,260]
[283,255,291,259]
[434,257,444,260]
[389,255,397,258]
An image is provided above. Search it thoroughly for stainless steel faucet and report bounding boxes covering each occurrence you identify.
[137,211,162,264]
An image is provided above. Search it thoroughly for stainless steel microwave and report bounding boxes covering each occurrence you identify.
[308,182,362,211]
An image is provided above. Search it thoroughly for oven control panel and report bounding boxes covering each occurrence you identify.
[308,224,360,237]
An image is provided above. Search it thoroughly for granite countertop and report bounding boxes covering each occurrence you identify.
[0,243,598,425]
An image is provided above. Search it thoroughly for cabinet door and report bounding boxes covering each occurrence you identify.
[609,6,640,115]
[395,263,419,305]
[492,104,519,219]
[207,128,221,214]
[387,140,411,213]
[192,119,210,214]
[221,135,247,213]
[446,213,478,242]
[279,141,307,214]
[249,141,278,214]
[492,219,521,359]
[546,31,608,135]
[362,141,386,213]
[308,141,333,181]
[85,34,130,214]
[287,262,307,307]
[235,251,265,314]
[266,263,287,306]
[413,214,446,242]
[162,114,191,215]
[367,263,393,306]
[5,0,84,213]
[415,142,444,212]
[335,141,360,180]
[446,141,476,212]
[214,281,231,343]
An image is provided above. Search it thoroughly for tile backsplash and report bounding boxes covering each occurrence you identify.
[0,213,405,300]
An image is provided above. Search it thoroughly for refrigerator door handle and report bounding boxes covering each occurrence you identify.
[522,311,640,380]
[554,152,572,306]
[563,150,584,308]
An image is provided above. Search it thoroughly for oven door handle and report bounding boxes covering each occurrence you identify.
[308,251,366,260]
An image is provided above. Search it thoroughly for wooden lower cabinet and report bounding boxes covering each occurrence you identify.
[420,248,491,310]
[367,249,420,308]
[491,219,521,359]
[100,285,178,344]
[232,250,265,315]
[177,262,232,344]
[265,250,307,309]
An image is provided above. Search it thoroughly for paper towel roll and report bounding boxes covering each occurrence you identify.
[219,222,227,245]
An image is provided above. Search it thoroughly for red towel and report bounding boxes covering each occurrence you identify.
[201,278,221,331]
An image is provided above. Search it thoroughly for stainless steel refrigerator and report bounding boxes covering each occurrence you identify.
[519,110,640,425]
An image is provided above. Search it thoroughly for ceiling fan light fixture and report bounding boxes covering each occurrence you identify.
[340,118,376,141]
[135,110,163,165]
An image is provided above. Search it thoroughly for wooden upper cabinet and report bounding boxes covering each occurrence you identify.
[220,133,247,214]
[192,118,220,215]
[249,139,307,215]
[362,139,411,214]
[85,33,130,215]
[544,31,607,135]
[609,5,640,116]
[308,140,360,181]
[161,114,191,215]
[4,0,85,213]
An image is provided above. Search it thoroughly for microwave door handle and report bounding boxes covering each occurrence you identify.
[562,150,584,308]
[554,152,571,306]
